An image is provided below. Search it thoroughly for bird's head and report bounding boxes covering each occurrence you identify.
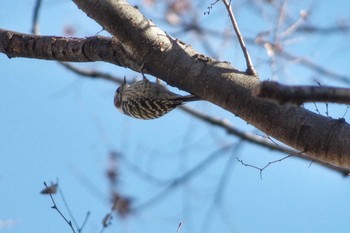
[114,76,129,109]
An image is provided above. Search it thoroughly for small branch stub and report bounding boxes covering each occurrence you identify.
[253,81,350,105]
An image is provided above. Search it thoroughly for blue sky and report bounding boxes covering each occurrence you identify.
[1,1,350,233]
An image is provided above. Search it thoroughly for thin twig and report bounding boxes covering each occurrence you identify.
[31,0,42,35]
[279,10,308,39]
[79,212,90,233]
[180,105,299,154]
[313,103,321,115]
[251,37,350,85]
[176,222,183,233]
[213,141,243,203]
[237,155,292,179]
[200,142,242,232]
[342,105,350,118]
[298,24,350,34]
[119,152,169,185]
[132,144,233,211]
[221,0,257,76]
[100,211,113,233]
[58,188,80,231]
[280,50,350,85]
[59,62,122,84]
[43,182,76,233]
[274,0,289,42]
[68,165,109,203]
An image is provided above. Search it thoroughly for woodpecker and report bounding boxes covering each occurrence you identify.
[114,76,200,119]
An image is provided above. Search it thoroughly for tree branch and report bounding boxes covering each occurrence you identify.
[59,62,123,84]
[0,29,135,67]
[1,0,350,171]
[221,0,257,76]
[254,81,350,105]
[31,0,42,34]
[71,0,350,171]
[57,63,348,174]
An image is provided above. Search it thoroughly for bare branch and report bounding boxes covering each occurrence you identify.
[278,10,309,39]
[100,212,112,233]
[58,61,298,163]
[54,61,350,174]
[280,50,350,85]
[298,23,350,34]
[0,29,135,67]
[3,0,350,171]
[249,36,350,85]
[180,105,298,154]
[237,155,292,179]
[221,0,257,76]
[42,182,76,233]
[31,0,42,34]
[133,144,232,211]
[181,107,350,174]
[57,188,80,231]
[176,222,183,233]
[59,62,123,84]
[254,81,350,105]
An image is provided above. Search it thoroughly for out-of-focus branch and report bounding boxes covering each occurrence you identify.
[31,0,42,34]
[254,40,350,85]
[280,50,350,85]
[180,105,297,154]
[133,144,232,211]
[59,62,122,84]
[298,24,350,34]
[254,81,350,105]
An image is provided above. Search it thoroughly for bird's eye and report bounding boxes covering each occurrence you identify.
[114,88,122,108]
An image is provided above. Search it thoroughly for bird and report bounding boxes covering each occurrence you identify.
[114,75,200,119]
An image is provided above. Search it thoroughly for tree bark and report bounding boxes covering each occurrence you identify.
[72,0,350,171]
[1,0,350,171]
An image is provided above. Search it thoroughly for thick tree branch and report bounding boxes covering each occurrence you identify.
[254,81,350,105]
[71,0,350,171]
[1,1,350,171]
[58,63,348,174]
[0,29,134,67]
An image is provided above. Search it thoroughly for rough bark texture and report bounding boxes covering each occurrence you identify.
[0,30,133,65]
[71,0,350,170]
[1,0,350,171]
